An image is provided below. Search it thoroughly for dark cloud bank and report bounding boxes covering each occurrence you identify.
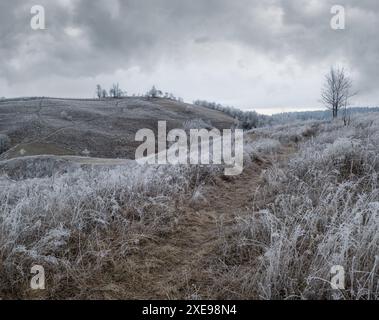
[0,0,378,113]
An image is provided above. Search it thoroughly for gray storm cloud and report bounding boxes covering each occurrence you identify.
[0,0,378,111]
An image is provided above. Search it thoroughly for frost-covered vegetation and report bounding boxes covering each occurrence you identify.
[253,121,321,143]
[0,134,10,154]
[182,118,213,130]
[194,98,379,129]
[0,163,218,298]
[270,107,379,124]
[1,108,379,300]
[244,138,281,160]
[193,100,268,129]
[214,114,379,299]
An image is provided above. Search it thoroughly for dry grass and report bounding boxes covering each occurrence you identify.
[0,163,219,299]
[210,116,379,300]
[1,114,379,300]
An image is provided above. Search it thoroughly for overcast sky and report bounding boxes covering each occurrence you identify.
[0,0,378,114]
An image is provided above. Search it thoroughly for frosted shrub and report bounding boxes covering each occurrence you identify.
[313,127,355,145]
[248,138,281,154]
[289,135,374,182]
[60,111,72,121]
[323,138,360,161]
[256,121,321,143]
[244,138,281,161]
[0,156,79,179]
[0,134,10,154]
[322,138,364,178]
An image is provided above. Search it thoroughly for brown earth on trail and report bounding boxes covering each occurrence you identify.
[97,144,296,300]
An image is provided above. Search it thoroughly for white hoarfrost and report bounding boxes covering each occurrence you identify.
[0,134,10,154]
[0,162,218,298]
[217,114,379,300]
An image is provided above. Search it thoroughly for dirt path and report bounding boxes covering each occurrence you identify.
[113,145,296,300]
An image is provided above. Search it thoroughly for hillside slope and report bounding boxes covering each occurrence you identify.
[0,97,235,160]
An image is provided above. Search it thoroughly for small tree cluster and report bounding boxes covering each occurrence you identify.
[96,85,108,99]
[146,86,163,98]
[145,86,183,102]
[96,84,126,99]
[95,84,185,101]
[109,83,126,98]
[164,92,174,99]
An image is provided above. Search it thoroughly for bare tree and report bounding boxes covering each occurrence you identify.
[147,86,163,98]
[109,83,126,98]
[101,89,108,99]
[109,83,118,98]
[321,67,355,119]
[96,84,102,99]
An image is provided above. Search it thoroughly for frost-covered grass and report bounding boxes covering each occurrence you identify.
[215,114,379,300]
[182,118,213,130]
[0,134,10,154]
[244,138,282,159]
[253,120,323,143]
[0,163,218,298]
[1,112,379,300]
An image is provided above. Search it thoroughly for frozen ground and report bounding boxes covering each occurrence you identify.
[0,103,378,299]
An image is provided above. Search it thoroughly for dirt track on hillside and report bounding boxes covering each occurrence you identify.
[102,146,295,300]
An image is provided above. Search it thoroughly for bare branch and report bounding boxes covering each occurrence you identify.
[321,67,355,118]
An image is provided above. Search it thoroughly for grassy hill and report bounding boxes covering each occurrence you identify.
[0,97,235,160]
